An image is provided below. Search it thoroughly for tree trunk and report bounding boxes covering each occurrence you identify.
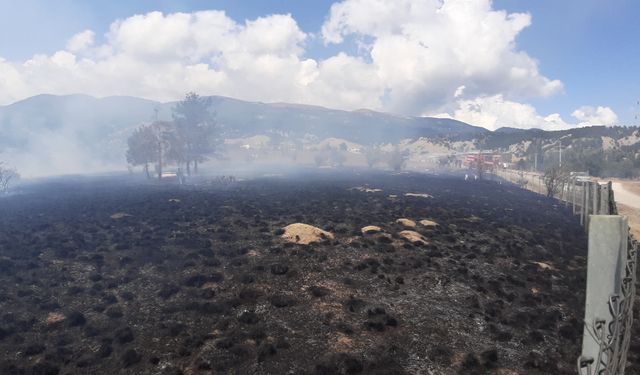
[194,160,198,175]
[144,163,150,179]
[157,148,163,179]
[186,161,191,176]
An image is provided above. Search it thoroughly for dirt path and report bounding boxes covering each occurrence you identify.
[618,204,640,239]
[611,181,640,239]
[612,182,640,209]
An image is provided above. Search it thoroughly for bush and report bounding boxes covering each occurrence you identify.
[363,146,382,168]
[384,146,408,171]
[0,162,19,194]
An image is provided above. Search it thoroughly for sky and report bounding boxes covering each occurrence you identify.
[0,0,638,131]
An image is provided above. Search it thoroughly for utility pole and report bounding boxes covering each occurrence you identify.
[559,140,562,168]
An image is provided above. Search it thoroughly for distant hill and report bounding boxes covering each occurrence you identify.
[0,94,639,177]
[476,125,640,178]
[0,94,484,150]
[0,94,484,176]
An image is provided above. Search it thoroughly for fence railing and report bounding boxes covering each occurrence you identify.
[493,169,638,375]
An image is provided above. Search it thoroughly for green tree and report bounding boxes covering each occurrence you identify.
[126,124,157,178]
[172,92,218,175]
[126,121,173,179]
[364,146,382,168]
[386,146,408,172]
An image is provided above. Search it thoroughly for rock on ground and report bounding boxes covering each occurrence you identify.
[419,219,438,227]
[281,223,334,245]
[396,218,416,228]
[399,230,428,245]
[361,225,383,235]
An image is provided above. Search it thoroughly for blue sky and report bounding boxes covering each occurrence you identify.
[0,0,339,60]
[0,0,637,129]
[495,0,640,126]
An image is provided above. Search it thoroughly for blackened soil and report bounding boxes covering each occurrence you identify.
[0,171,636,374]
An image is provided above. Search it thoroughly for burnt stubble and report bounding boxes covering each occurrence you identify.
[0,171,618,374]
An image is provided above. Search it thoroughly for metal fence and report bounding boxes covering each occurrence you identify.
[578,236,636,374]
[493,169,638,374]
[574,182,637,375]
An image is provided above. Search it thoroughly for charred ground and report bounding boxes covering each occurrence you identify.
[0,171,637,374]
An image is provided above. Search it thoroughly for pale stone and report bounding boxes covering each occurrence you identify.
[419,219,439,227]
[405,192,433,198]
[45,312,66,325]
[281,223,334,245]
[399,230,427,245]
[361,225,383,235]
[396,218,417,228]
[110,212,132,219]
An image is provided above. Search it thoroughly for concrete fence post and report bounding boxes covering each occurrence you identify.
[599,183,611,215]
[592,182,599,216]
[580,181,586,226]
[579,215,629,374]
[571,180,576,215]
[608,182,617,215]
[576,180,579,212]
[585,182,591,229]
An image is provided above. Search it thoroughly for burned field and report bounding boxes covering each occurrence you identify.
[0,171,633,374]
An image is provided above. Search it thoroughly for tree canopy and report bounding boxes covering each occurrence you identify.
[0,161,19,193]
[172,92,219,174]
[126,92,219,179]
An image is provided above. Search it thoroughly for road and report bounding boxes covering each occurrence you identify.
[612,182,640,210]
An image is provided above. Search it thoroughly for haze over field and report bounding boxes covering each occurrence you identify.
[1,93,639,178]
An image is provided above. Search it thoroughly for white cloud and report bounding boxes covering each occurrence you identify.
[434,95,619,131]
[571,105,618,126]
[454,85,465,98]
[321,0,563,113]
[433,94,570,131]
[0,11,320,105]
[66,30,95,52]
[0,3,616,131]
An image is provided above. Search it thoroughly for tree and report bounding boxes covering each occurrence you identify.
[0,161,19,194]
[126,124,157,178]
[314,150,329,166]
[329,145,347,167]
[126,121,173,179]
[385,146,408,171]
[475,152,486,180]
[516,170,529,189]
[314,145,346,167]
[364,146,382,168]
[172,92,218,175]
[543,166,569,198]
[437,155,455,169]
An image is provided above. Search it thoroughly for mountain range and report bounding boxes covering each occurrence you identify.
[0,94,639,177]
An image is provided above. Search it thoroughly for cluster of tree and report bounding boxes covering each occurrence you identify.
[314,143,348,167]
[499,131,640,179]
[543,166,570,198]
[0,161,19,194]
[513,145,640,179]
[480,125,639,151]
[559,147,640,179]
[126,93,219,179]
[363,145,409,171]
